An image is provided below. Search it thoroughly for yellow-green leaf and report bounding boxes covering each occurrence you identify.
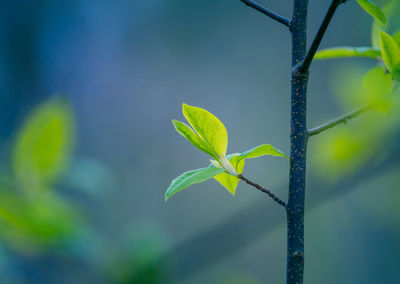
[237,144,288,161]
[393,30,400,47]
[379,31,400,80]
[13,97,75,190]
[214,155,245,195]
[357,0,386,25]
[362,66,393,98]
[182,104,228,158]
[172,120,218,160]
[314,47,381,60]
[165,166,223,201]
[214,145,287,195]
[370,0,396,47]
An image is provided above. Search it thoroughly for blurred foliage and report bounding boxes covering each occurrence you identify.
[13,96,74,193]
[311,0,400,180]
[0,96,82,253]
[107,226,170,284]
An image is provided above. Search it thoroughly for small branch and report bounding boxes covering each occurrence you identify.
[297,0,345,74]
[238,174,286,207]
[308,105,372,137]
[240,0,290,27]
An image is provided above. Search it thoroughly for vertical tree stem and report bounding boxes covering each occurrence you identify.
[287,1,309,283]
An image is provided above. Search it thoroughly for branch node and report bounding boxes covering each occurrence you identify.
[297,0,343,73]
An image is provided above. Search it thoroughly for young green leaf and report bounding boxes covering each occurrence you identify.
[182,104,228,158]
[13,97,75,190]
[213,145,287,195]
[357,0,386,25]
[165,166,224,201]
[214,155,245,195]
[172,120,218,160]
[314,47,381,60]
[379,31,400,80]
[393,30,400,47]
[237,144,288,162]
[370,0,396,47]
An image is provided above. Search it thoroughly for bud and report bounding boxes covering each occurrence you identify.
[219,155,238,176]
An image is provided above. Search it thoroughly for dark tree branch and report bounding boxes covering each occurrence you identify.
[296,0,345,74]
[240,0,290,27]
[166,152,400,282]
[308,105,372,137]
[238,174,287,207]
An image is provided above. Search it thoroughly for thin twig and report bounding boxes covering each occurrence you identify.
[238,174,286,207]
[240,0,290,27]
[308,105,372,137]
[297,0,345,74]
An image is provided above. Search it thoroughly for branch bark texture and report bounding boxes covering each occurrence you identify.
[287,1,309,283]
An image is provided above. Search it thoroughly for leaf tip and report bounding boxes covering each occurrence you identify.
[164,193,170,201]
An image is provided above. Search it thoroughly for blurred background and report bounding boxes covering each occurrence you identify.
[1,0,399,283]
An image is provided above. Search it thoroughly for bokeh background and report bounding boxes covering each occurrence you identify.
[1,0,400,283]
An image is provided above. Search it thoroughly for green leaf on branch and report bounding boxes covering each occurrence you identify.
[213,145,287,195]
[237,144,288,161]
[379,31,400,80]
[357,0,386,25]
[165,166,224,201]
[13,97,75,191]
[182,104,228,158]
[314,47,381,60]
[167,104,288,199]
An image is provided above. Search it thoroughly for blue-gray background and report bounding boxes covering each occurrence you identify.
[1,0,399,283]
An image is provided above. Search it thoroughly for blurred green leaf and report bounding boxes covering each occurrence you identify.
[370,0,397,47]
[357,0,386,25]
[379,31,400,80]
[13,97,75,191]
[182,103,228,158]
[315,47,381,60]
[0,190,80,251]
[172,119,217,160]
[111,226,169,284]
[362,66,393,109]
[165,166,223,200]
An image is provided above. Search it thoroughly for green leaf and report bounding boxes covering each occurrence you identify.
[379,31,400,80]
[362,66,393,97]
[237,144,288,161]
[172,120,218,160]
[165,166,223,201]
[357,0,386,25]
[182,104,228,158]
[13,97,75,190]
[393,30,400,47]
[314,47,381,60]
[370,0,396,47]
[214,145,287,195]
